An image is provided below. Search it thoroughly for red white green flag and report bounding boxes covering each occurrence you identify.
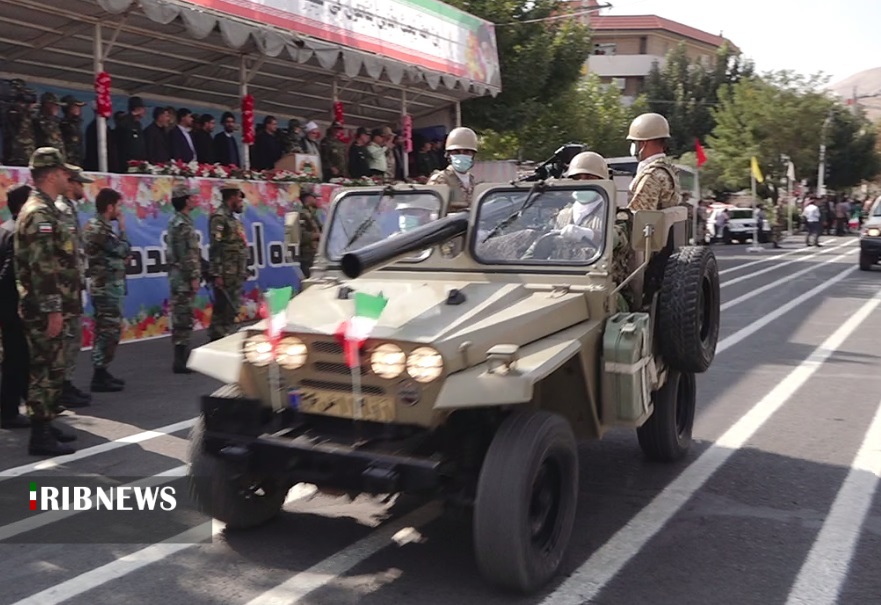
[335,292,388,368]
[261,286,293,352]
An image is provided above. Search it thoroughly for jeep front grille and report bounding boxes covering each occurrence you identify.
[312,340,343,355]
[314,361,367,376]
[300,379,385,396]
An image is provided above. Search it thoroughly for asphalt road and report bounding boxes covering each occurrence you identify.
[1,234,879,605]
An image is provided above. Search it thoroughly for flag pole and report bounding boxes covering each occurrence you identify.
[747,169,763,253]
[693,168,701,244]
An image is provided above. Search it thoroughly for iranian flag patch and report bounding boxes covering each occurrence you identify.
[38,223,52,234]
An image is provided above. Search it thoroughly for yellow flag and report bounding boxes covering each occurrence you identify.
[750,156,764,183]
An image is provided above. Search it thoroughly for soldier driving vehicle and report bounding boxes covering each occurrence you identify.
[186,169,721,593]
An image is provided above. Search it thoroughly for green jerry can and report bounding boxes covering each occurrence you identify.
[602,312,653,426]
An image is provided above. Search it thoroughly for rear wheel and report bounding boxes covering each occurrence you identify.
[859,251,875,271]
[473,410,578,594]
[637,370,696,462]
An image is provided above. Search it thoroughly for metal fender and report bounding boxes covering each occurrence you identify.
[187,331,246,384]
[434,321,600,409]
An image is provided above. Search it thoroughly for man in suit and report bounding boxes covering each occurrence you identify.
[0,184,33,429]
[169,108,197,163]
[114,97,147,172]
[251,116,282,171]
[144,106,171,164]
[193,114,216,165]
[213,112,241,167]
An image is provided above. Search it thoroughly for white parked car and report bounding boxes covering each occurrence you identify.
[707,206,771,244]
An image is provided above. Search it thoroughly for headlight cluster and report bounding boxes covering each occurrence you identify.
[865,227,880,238]
[243,334,308,370]
[370,344,443,383]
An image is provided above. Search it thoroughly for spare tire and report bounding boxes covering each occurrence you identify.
[658,246,720,373]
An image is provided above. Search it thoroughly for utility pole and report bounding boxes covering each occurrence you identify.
[817,109,833,196]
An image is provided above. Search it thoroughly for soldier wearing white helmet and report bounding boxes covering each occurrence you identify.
[428,127,479,213]
[625,112,681,212]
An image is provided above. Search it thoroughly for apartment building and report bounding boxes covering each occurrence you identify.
[576,2,738,104]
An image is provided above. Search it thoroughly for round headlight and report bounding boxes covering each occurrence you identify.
[407,347,443,383]
[277,336,308,370]
[244,334,273,367]
[370,343,406,379]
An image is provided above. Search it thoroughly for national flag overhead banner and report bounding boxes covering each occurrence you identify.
[336,292,389,369]
[750,156,764,183]
[695,139,707,168]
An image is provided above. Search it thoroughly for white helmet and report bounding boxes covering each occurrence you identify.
[627,113,671,141]
[566,151,608,179]
[445,127,478,153]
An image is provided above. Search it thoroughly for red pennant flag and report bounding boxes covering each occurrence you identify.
[695,139,707,168]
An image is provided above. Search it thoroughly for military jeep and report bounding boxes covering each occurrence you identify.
[186,178,721,593]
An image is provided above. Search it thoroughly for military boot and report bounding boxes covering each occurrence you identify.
[104,370,126,387]
[91,368,124,392]
[28,420,76,457]
[173,345,192,374]
[50,421,78,443]
[60,381,91,407]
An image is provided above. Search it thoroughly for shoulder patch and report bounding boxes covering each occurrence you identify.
[38,222,53,234]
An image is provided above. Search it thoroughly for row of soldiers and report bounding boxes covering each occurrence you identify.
[2,83,86,168]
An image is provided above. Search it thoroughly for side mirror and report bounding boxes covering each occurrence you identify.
[284,212,301,261]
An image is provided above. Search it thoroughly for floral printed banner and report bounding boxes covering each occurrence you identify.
[0,167,342,346]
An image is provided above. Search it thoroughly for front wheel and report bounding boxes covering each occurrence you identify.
[637,370,696,462]
[473,410,579,594]
[859,251,875,271]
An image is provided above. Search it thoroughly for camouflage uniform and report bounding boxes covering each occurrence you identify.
[14,189,81,420]
[60,116,84,167]
[34,113,64,152]
[298,205,322,278]
[428,166,476,213]
[771,202,786,246]
[167,210,202,346]
[4,101,36,166]
[84,214,131,371]
[320,136,348,180]
[207,204,249,341]
[55,195,87,384]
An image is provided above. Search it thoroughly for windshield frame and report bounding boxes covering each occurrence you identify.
[469,184,611,267]
[872,198,881,217]
[322,187,446,265]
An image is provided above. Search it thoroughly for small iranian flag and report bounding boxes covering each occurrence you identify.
[335,292,388,368]
[261,286,293,352]
[30,482,37,511]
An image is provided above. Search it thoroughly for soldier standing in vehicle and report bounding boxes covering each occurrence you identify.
[4,82,37,166]
[59,95,86,167]
[298,191,323,278]
[166,183,202,373]
[14,148,82,456]
[84,188,130,392]
[56,166,93,408]
[428,127,480,213]
[208,181,249,342]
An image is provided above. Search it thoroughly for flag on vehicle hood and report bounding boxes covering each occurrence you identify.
[335,292,388,368]
[750,156,764,183]
[261,286,293,351]
[695,139,707,168]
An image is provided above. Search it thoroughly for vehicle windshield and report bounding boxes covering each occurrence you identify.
[472,187,608,265]
[728,210,754,220]
[873,201,881,217]
[325,190,442,261]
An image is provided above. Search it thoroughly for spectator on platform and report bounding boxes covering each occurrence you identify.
[114,96,147,172]
[192,114,216,164]
[164,106,177,131]
[85,110,124,173]
[416,140,437,177]
[302,122,323,177]
[144,107,171,164]
[170,108,197,163]
[213,112,241,167]
[251,115,283,171]
[366,128,388,177]
[382,127,396,180]
[392,131,406,181]
[59,94,86,168]
[320,121,347,181]
[281,119,304,155]
[348,127,371,178]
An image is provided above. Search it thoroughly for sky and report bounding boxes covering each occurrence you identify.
[602,0,881,87]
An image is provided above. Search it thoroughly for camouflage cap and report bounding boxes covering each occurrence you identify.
[29,147,77,170]
[40,91,59,105]
[68,166,95,184]
[61,94,86,107]
[219,180,245,197]
[172,183,198,198]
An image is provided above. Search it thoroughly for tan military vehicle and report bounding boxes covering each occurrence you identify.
[187,178,721,593]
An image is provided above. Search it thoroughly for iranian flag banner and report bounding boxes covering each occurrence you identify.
[335,292,388,368]
[261,286,293,352]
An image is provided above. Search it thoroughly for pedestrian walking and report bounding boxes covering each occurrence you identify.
[803,198,822,247]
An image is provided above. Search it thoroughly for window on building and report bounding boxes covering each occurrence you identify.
[593,42,616,55]
[639,36,647,55]
[612,77,626,90]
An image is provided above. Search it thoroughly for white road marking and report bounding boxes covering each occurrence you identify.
[784,397,881,605]
[0,418,196,480]
[721,250,856,312]
[8,521,223,605]
[539,285,881,605]
[721,241,853,288]
[243,502,441,605]
[718,246,805,275]
[0,466,187,542]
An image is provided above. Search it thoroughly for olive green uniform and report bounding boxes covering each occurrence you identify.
[207,205,249,341]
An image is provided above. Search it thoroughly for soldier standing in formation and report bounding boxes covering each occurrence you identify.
[166,183,202,374]
[83,188,130,393]
[298,191,323,278]
[427,127,480,213]
[56,166,93,408]
[3,80,37,166]
[33,92,64,150]
[59,95,86,167]
[320,121,348,181]
[207,182,249,342]
[771,199,787,249]
[14,148,81,456]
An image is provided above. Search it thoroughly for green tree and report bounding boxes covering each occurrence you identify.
[644,42,753,156]
[825,107,881,190]
[445,0,593,132]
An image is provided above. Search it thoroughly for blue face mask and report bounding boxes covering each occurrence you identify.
[574,191,599,204]
[450,154,473,173]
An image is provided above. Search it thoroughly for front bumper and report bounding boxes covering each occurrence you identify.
[860,237,881,255]
[198,394,442,494]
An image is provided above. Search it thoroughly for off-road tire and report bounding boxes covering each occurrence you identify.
[637,370,696,462]
[658,245,720,373]
[859,251,875,271]
[473,410,578,594]
[187,385,291,530]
